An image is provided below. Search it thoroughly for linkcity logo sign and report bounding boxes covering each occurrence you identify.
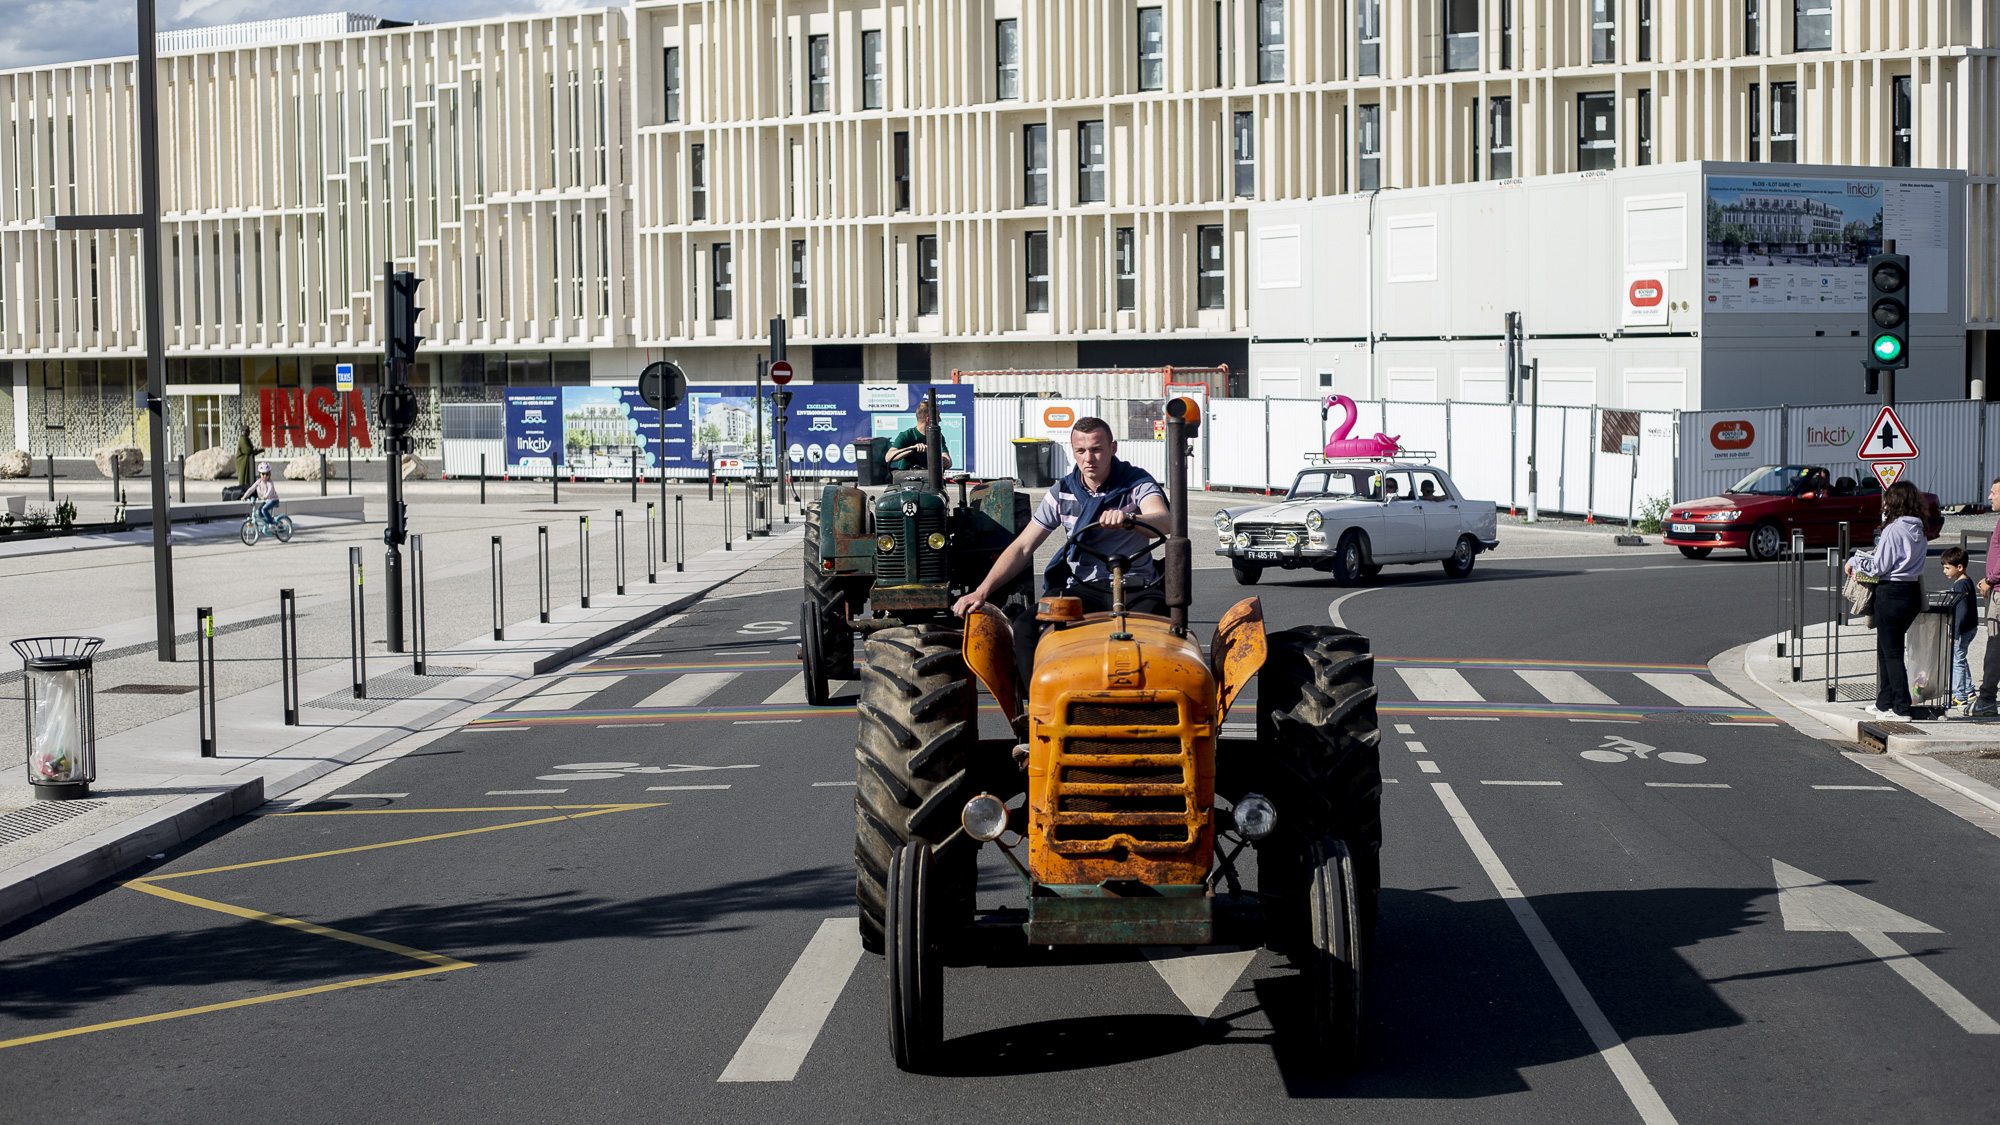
[1804,424,1857,450]
[1710,420,1756,450]
[1847,182,1879,198]
[519,436,553,454]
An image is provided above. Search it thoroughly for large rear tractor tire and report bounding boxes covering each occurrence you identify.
[855,626,979,954]
[1250,626,1381,1030]
[802,502,856,700]
[886,842,944,1072]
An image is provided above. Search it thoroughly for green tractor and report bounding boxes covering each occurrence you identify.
[800,391,1035,705]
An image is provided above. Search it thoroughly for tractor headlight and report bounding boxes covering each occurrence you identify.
[1234,532,1251,549]
[1232,792,1277,840]
[927,532,946,550]
[962,793,1009,842]
[1306,510,1324,531]
[877,534,896,551]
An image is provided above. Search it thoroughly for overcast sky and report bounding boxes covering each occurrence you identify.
[0,0,591,70]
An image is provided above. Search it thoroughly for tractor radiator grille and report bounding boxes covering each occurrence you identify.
[878,508,949,585]
[1052,732,1193,846]
[1068,702,1178,727]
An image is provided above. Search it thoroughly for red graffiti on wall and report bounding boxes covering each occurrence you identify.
[262,388,372,450]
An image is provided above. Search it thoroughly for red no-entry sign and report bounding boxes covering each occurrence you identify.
[770,360,793,385]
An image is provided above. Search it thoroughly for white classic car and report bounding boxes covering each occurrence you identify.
[1214,460,1500,585]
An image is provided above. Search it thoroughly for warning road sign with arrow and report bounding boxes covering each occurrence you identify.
[1857,405,1920,461]
[1871,461,1906,490]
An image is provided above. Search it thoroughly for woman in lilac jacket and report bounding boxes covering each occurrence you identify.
[1847,481,1931,719]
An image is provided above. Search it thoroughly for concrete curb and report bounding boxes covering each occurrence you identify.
[0,528,802,932]
[1897,754,2000,815]
[1732,629,2000,755]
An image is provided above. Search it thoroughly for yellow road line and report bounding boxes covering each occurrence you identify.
[140,804,661,882]
[0,965,468,1051]
[274,804,644,815]
[122,881,476,969]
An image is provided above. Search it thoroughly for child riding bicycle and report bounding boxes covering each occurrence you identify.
[246,462,280,527]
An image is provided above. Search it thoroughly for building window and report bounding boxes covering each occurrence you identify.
[894,131,911,211]
[1232,111,1255,198]
[996,19,1020,100]
[1891,75,1913,167]
[1196,224,1225,309]
[1769,81,1797,162]
[1024,229,1050,313]
[1795,2,1832,51]
[1358,103,1382,189]
[1637,88,1653,165]
[1138,7,1165,91]
[690,143,707,220]
[808,35,830,113]
[860,29,884,109]
[1079,119,1107,203]
[1745,0,1761,53]
[1748,82,1762,160]
[712,243,733,319]
[790,239,808,317]
[1444,0,1479,72]
[1489,96,1514,179]
[1638,0,1653,59]
[1358,0,1382,78]
[916,234,939,316]
[1500,0,1513,68]
[1590,0,1616,63]
[1115,226,1136,311]
[1024,123,1049,206]
[1256,0,1286,83]
[663,46,681,122]
[1577,91,1616,170]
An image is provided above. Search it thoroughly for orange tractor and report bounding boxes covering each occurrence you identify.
[852,397,1382,1071]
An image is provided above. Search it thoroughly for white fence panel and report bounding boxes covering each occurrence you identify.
[1382,402,1450,466]
[1891,401,1983,506]
[1121,439,1166,481]
[1676,407,1783,501]
[1587,412,1678,521]
[1267,398,1325,488]
[975,399,1023,479]
[1448,403,1516,508]
[440,439,504,478]
[1208,398,1271,488]
[1678,400,1987,506]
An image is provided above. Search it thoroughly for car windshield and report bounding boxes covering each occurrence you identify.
[1287,468,1387,501]
[1727,466,1813,495]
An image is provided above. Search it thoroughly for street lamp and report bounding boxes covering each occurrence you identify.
[11,638,105,800]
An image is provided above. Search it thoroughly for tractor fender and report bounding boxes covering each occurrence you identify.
[962,604,1023,733]
[1210,597,1266,721]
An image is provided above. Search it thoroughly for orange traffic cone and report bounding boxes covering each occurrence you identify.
[1585,510,1594,524]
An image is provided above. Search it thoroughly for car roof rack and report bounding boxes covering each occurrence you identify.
[1304,451,1440,467]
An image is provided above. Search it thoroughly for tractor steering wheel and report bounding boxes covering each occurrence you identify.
[1064,518,1168,575]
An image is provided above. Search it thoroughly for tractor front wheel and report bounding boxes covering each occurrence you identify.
[886,842,944,1072]
[801,599,831,706]
[854,626,979,953]
[1309,836,1365,1068]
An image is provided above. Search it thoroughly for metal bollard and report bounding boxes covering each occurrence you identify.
[615,509,627,596]
[724,482,733,551]
[491,535,506,641]
[579,515,592,609]
[707,449,715,501]
[631,448,639,502]
[348,547,367,699]
[538,525,551,623]
[1776,534,1788,658]
[47,454,55,501]
[319,452,328,497]
[1825,548,1839,703]
[280,588,300,725]
[178,453,187,503]
[410,533,428,675]
[480,453,488,505]
[1791,531,1806,682]
[646,502,658,583]
[552,465,560,503]
[675,493,686,572]
[196,606,217,756]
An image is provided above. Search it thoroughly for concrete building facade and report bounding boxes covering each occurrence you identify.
[1,1,1995,458]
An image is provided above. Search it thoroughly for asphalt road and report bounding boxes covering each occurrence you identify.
[3,547,1998,1124]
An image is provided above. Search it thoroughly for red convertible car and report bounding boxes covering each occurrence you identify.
[1663,465,1943,561]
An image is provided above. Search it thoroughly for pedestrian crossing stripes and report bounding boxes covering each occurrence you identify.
[482,652,1773,727]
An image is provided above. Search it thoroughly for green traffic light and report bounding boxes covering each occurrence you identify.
[1872,334,1904,363]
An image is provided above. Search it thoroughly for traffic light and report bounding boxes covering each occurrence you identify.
[385,270,425,368]
[1864,251,1910,372]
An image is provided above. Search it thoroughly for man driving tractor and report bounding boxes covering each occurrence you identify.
[952,417,1171,681]
[885,397,955,471]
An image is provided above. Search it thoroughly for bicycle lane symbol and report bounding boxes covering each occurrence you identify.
[1580,735,1707,765]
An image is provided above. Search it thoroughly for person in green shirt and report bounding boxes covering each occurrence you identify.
[887,399,952,471]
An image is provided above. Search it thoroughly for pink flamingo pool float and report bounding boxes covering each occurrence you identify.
[1321,395,1402,458]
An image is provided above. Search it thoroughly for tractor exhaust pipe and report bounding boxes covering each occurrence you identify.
[924,387,944,497]
[1164,398,1197,635]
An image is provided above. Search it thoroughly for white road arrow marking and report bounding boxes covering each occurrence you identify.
[1773,859,2000,1035]
[1142,946,1257,1019]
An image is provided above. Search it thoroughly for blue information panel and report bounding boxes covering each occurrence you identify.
[502,384,976,477]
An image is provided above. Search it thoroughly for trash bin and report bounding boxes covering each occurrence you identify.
[855,437,892,486]
[11,636,104,800]
[1013,438,1058,488]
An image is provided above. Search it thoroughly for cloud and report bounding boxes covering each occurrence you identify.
[0,0,600,70]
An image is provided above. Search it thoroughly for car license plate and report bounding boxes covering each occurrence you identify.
[1247,549,1280,561]
[1670,523,1697,534]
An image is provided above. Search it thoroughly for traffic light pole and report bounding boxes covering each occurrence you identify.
[137,0,176,661]
[383,265,406,654]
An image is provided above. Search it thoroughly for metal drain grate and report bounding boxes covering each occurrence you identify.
[105,683,200,695]
[1835,682,1880,701]
[1642,711,1753,725]
[305,666,475,712]
[0,801,106,847]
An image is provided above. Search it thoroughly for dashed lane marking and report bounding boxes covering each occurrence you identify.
[1813,785,1898,791]
[638,672,741,708]
[489,789,567,795]
[717,918,865,1083]
[1417,761,1441,774]
[1645,782,1733,789]
[328,793,408,800]
[1395,668,1485,702]
[1481,781,1563,786]
[811,781,856,787]
[1406,741,1428,753]
[1517,670,1618,705]
[645,784,732,791]
[1391,702,1776,723]
[1432,782,1680,1125]
[1394,724,1416,734]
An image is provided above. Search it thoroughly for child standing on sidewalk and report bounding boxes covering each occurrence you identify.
[1942,547,1978,713]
